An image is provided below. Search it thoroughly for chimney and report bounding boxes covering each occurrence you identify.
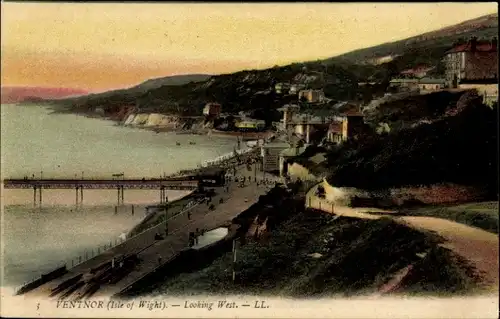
[470,37,478,52]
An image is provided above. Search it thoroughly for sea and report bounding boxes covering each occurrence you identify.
[0,103,242,288]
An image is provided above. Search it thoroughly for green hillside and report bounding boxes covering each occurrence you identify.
[50,14,497,118]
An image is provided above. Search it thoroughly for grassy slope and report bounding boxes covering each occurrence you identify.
[399,202,499,234]
[316,13,498,83]
[142,210,478,297]
[324,13,498,64]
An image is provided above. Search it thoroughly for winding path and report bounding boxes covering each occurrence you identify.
[306,183,499,291]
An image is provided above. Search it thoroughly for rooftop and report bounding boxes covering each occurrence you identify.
[328,122,342,133]
[280,146,307,157]
[446,40,497,54]
[339,108,364,117]
[277,104,300,111]
[390,78,420,83]
[419,78,446,84]
[262,142,291,149]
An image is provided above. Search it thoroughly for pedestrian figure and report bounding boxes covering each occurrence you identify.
[158,255,162,265]
[188,212,191,220]
[189,232,194,247]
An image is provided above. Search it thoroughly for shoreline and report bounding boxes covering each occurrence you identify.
[45,105,277,140]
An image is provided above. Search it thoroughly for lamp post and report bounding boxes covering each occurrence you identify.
[164,196,169,236]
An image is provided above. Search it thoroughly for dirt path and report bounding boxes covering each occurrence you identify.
[398,216,499,289]
[306,183,499,291]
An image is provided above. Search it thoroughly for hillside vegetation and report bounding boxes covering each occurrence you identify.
[50,14,497,119]
[325,13,498,65]
[52,63,359,117]
[326,91,497,196]
[142,210,478,297]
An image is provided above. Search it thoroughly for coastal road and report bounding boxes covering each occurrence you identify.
[24,162,274,300]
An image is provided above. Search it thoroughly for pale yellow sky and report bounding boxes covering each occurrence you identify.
[1,2,497,91]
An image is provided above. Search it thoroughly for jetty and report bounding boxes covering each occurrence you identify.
[20,162,277,300]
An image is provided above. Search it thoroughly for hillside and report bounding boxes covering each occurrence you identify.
[318,13,497,81]
[60,73,212,109]
[325,91,497,197]
[133,74,211,91]
[124,185,479,298]
[0,86,88,104]
[51,63,358,118]
[326,13,498,64]
[49,13,497,119]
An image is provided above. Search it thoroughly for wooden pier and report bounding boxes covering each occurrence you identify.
[3,178,199,190]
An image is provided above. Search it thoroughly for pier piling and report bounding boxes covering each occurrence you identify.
[117,187,120,206]
[75,187,79,206]
[33,187,37,207]
[80,186,84,205]
[38,187,42,207]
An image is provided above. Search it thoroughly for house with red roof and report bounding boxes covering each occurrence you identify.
[444,37,498,88]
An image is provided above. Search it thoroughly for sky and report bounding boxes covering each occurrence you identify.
[1,2,497,92]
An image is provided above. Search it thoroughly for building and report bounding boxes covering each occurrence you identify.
[339,111,366,141]
[418,78,446,93]
[278,145,307,177]
[289,84,307,95]
[234,119,266,131]
[203,103,222,118]
[260,142,291,172]
[277,104,300,131]
[275,83,291,94]
[388,78,420,91]
[197,167,226,186]
[444,37,498,88]
[298,89,326,103]
[326,122,343,144]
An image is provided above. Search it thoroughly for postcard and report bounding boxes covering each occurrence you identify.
[1,2,498,318]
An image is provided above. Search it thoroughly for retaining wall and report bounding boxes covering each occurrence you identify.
[16,266,68,295]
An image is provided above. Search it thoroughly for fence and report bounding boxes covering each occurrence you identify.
[305,191,337,215]
[66,202,201,269]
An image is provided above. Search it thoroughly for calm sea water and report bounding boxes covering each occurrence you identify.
[1,104,240,287]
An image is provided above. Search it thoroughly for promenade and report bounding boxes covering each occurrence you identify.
[24,161,279,300]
